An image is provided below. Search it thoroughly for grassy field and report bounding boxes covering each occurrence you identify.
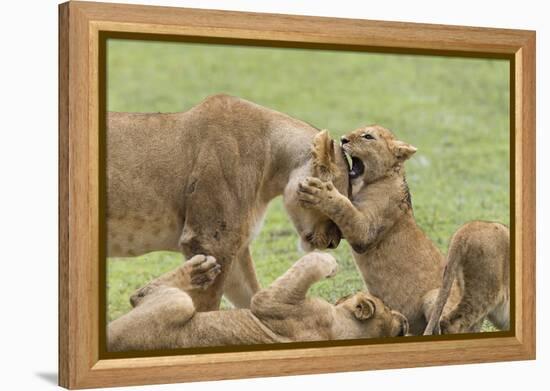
[106,40,510,332]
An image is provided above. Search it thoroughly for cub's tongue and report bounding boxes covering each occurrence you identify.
[349,157,365,179]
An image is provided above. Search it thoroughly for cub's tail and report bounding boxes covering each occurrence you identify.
[423,227,465,335]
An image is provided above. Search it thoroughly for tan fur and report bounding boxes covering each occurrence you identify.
[108,253,408,352]
[107,94,349,311]
[297,125,509,335]
[424,221,510,335]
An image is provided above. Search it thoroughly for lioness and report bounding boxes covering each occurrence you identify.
[297,125,509,335]
[108,252,409,351]
[107,94,350,311]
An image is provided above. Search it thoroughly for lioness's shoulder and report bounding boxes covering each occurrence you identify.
[198,93,263,114]
[199,93,240,107]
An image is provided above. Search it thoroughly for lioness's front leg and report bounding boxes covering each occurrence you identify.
[298,177,395,253]
[178,190,253,311]
[224,247,261,308]
[251,252,338,314]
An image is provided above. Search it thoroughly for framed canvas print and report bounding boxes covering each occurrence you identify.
[58,1,536,389]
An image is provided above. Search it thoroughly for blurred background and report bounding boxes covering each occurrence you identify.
[106,39,509,331]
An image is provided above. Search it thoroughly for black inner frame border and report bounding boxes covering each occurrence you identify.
[97,30,516,360]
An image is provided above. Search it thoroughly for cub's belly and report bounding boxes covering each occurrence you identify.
[107,211,183,257]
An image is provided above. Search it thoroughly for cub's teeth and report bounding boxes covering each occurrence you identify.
[344,152,353,168]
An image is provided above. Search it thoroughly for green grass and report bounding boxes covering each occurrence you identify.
[106,40,509,333]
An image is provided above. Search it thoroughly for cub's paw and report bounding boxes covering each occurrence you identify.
[184,255,222,290]
[129,284,156,308]
[301,251,339,278]
[297,177,336,210]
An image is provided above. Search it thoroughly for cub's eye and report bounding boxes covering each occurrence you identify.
[363,134,375,140]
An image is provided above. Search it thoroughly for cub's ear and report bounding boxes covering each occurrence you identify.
[311,130,336,180]
[354,297,376,320]
[392,140,417,161]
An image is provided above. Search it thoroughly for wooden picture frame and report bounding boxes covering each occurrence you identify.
[59,1,536,389]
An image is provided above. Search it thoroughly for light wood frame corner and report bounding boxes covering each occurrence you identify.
[59,1,536,389]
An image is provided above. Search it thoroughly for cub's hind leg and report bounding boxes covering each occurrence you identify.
[108,255,221,352]
[487,296,510,331]
[251,252,338,317]
[438,259,500,335]
[422,286,460,335]
[108,287,196,352]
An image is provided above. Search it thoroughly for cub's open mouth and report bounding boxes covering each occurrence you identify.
[344,151,365,179]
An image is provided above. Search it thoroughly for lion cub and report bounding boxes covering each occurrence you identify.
[424,221,509,335]
[108,252,408,352]
[298,125,509,335]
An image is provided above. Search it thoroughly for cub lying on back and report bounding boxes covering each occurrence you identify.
[297,125,509,335]
[108,252,408,352]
